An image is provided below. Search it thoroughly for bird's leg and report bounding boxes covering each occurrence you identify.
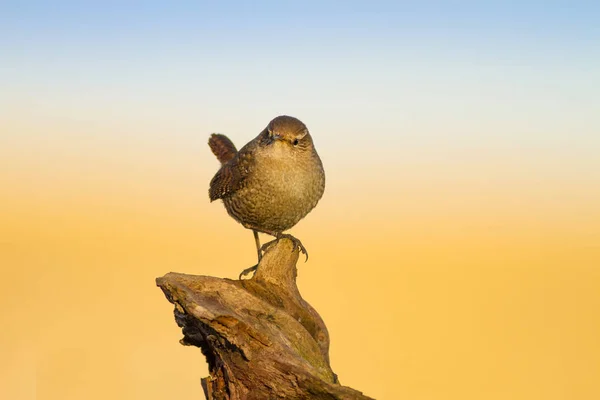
[253,230,262,262]
[239,230,262,280]
[260,232,309,262]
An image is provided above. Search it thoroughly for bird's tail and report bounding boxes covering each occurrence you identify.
[209,133,237,164]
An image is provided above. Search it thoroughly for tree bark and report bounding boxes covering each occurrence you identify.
[156,238,373,400]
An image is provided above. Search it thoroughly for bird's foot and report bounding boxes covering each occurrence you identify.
[239,264,258,280]
[260,234,309,262]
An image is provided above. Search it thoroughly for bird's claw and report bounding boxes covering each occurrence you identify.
[239,264,258,280]
[260,234,309,262]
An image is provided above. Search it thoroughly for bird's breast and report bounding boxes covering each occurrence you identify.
[225,148,324,232]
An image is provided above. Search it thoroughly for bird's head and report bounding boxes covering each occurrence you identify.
[262,115,313,150]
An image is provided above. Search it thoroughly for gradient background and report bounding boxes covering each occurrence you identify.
[2,1,600,399]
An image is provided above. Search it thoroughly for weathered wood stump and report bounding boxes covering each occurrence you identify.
[156,238,373,399]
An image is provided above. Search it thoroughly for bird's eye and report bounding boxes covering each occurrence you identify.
[293,139,299,146]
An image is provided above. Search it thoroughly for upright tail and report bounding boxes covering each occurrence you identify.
[209,133,237,164]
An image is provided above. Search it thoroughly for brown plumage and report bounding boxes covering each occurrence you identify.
[208,134,237,165]
[208,115,325,277]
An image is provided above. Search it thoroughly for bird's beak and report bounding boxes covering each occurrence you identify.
[267,134,282,144]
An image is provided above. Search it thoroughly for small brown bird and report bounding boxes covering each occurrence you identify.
[208,115,325,278]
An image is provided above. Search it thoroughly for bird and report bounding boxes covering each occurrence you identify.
[208,115,325,278]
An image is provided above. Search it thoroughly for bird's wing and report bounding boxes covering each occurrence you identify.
[208,133,237,164]
[209,145,254,201]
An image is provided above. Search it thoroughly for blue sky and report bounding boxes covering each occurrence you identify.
[2,1,599,170]
[4,1,597,95]
[3,1,598,59]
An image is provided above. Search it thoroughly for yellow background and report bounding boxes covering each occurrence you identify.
[2,109,599,399]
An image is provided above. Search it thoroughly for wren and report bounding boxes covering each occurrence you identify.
[208,115,325,278]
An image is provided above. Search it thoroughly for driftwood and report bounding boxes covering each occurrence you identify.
[156,238,373,399]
